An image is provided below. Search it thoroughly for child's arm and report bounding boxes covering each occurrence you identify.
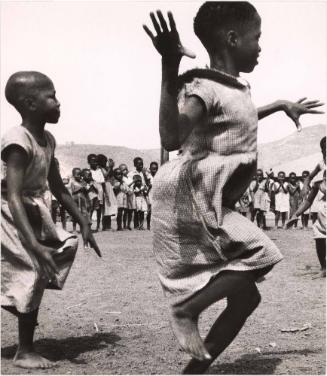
[48,158,101,257]
[286,182,320,228]
[5,147,59,277]
[257,99,323,131]
[144,11,201,151]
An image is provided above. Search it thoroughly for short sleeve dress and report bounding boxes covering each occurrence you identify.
[152,69,283,306]
[1,126,78,313]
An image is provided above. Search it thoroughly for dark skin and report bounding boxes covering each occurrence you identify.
[3,73,100,369]
[143,9,324,371]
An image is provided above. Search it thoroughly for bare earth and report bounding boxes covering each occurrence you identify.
[1,226,326,375]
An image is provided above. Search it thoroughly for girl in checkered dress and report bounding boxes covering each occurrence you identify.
[143,2,324,372]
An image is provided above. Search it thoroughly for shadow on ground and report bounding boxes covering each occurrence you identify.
[208,348,321,374]
[1,332,121,364]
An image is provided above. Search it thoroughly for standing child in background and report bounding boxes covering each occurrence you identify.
[249,169,270,229]
[113,167,127,231]
[287,172,301,228]
[299,170,311,229]
[82,168,100,231]
[143,2,323,372]
[146,161,159,230]
[274,171,289,228]
[97,154,117,230]
[287,137,326,278]
[87,154,104,232]
[69,168,90,233]
[133,175,148,230]
[120,163,134,230]
[303,152,326,225]
[1,71,101,369]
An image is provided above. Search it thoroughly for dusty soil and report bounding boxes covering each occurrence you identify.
[1,226,326,375]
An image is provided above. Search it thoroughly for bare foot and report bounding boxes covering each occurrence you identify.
[14,351,55,369]
[312,270,326,279]
[170,308,211,361]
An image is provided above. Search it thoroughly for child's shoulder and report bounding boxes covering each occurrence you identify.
[1,126,35,160]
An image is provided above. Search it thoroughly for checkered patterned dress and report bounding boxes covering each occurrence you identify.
[152,69,283,305]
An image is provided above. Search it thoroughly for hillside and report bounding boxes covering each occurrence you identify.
[55,124,325,177]
[55,144,160,177]
[257,123,325,172]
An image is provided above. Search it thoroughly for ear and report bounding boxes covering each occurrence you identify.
[227,30,238,47]
[23,96,37,111]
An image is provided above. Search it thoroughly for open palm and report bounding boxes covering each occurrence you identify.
[143,11,195,61]
[284,98,324,131]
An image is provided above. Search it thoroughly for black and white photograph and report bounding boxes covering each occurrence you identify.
[0,1,326,374]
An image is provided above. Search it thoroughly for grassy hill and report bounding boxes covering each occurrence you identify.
[55,124,325,177]
[257,123,325,172]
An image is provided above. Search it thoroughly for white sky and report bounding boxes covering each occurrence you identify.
[1,1,326,149]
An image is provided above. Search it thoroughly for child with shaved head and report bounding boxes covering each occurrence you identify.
[1,71,101,369]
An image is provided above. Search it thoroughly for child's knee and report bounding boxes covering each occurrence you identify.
[229,285,261,316]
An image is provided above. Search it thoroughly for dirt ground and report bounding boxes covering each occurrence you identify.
[1,224,326,375]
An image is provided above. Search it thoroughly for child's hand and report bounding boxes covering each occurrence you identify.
[33,244,59,280]
[286,216,298,229]
[81,225,102,257]
[281,98,324,131]
[143,10,195,62]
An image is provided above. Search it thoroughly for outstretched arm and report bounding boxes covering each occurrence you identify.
[143,11,202,151]
[48,158,101,257]
[258,98,324,131]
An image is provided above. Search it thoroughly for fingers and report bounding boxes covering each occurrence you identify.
[305,109,324,114]
[143,25,155,41]
[89,237,102,257]
[294,118,302,132]
[157,10,168,32]
[297,97,307,103]
[150,12,161,34]
[168,11,177,31]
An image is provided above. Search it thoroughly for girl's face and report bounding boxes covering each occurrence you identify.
[150,164,158,176]
[233,13,262,73]
[114,169,122,181]
[135,179,142,187]
[289,174,296,183]
[119,164,128,176]
[89,157,98,170]
[73,169,81,181]
[278,173,285,181]
[256,171,263,181]
[83,172,92,183]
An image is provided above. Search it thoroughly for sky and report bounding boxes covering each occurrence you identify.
[1,1,326,149]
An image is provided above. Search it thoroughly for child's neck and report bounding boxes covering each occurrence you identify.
[21,118,46,142]
[209,53,240,77]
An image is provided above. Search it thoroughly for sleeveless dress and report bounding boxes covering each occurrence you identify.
[1,126,78,313]
[152,69,283,305]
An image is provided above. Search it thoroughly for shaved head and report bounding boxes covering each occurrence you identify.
[5,71,53,112]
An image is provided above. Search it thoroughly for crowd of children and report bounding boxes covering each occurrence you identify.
[1,0,325,374]
[53,155,159,232]
[237,167,324,230]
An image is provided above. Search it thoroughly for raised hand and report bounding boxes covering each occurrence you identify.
[143,10,195,62]
[282,98,324,131]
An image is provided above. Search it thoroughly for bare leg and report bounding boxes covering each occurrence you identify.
[147,205,152,230]
[13,309,54,369]
[138,211,145,229]
[314,239,326,278]
[96,207,102,231]
[275,211,280,228]
[281,212,287,228]
[183,276,261,374]
[127,209,133,230]
[171,270,259,362]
